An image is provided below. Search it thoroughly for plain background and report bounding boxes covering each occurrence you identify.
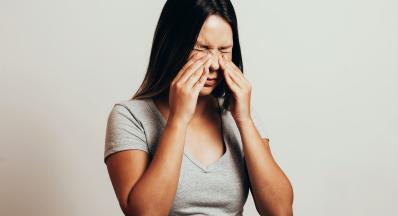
[1,0,397,215]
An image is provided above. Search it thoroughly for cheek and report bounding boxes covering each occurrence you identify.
[221,53,233,61]
[188,50,208,61]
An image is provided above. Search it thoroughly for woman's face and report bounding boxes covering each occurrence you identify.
[189,15,233,96]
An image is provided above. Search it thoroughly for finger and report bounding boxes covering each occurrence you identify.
[174,52,207,81]
[225,62,244,86]
[218,53,227,72]
[185,57,212,87]
[193,61,210,92]
[179,54,211,83]
[227,58,247,82]
[219,55,242,87]
[223,66,240,93]
[223,56,246,84]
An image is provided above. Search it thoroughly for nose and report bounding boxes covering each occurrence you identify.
[206,50,220,72]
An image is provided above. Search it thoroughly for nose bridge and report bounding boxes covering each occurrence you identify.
[207,49,220,71]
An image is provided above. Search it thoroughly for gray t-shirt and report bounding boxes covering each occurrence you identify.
[104,97,270,216]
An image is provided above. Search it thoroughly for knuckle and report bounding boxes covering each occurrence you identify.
[175,82,183,89]
[186,65,194,73]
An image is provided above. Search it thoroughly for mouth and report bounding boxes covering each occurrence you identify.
[205,78,217,86]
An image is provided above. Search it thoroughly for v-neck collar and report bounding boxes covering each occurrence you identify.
[145,97,229,173]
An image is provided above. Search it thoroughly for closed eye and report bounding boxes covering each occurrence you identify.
[193,48,206,52]
[193,48,231,54]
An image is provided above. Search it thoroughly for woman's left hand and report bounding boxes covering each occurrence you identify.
[218,54,253,125]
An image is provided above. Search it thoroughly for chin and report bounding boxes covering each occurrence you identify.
[198,86,216,96]
[198,79,221,96]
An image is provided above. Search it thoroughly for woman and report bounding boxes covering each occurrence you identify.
[104,0,293,215]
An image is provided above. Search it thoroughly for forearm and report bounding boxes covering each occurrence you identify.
[127,118,187,215]
[237,119,293,216]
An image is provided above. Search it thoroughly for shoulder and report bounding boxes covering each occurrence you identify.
[108,98,152,124]
[104,99,152,162]
[113,98,148,112]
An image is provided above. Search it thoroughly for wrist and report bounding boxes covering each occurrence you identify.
[235,116,255,129]
[167,115,189,129]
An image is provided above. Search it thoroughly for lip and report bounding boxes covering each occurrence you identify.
[205,79,217,86]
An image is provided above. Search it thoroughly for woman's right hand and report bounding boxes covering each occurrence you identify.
[168,52,212,125]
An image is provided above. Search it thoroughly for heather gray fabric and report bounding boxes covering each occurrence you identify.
[104,97,270,216]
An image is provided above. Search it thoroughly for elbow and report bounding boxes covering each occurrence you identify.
[120,193,170,215]
[259,205,293,216]
[268,182,294,216]
[277,205,293,216]
[276,207,293,216]
[259,194,294,216]
[120,201,141,216]
[121,205,131,216]
[123,204,166,216]
[122,205,146,216]
[122,207,142,216]
[120,192,145,215]
[120,198,136,216]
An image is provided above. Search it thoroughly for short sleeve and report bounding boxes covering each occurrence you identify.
[251,106,270,141]
[104,103,149,163]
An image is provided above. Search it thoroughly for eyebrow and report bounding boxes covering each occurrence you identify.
[195,42,233,49]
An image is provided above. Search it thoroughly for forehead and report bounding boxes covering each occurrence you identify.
[196,15,233,46]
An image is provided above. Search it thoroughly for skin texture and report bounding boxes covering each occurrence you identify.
[105,15,294,216]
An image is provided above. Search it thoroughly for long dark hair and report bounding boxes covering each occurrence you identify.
[131,0,243,111]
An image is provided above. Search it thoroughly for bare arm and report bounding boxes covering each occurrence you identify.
[238,120,294,216]
[106,52,211,215]
[106,117,188,216]
[217,52,293,215]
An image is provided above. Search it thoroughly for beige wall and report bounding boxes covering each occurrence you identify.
[0,0,397,215]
